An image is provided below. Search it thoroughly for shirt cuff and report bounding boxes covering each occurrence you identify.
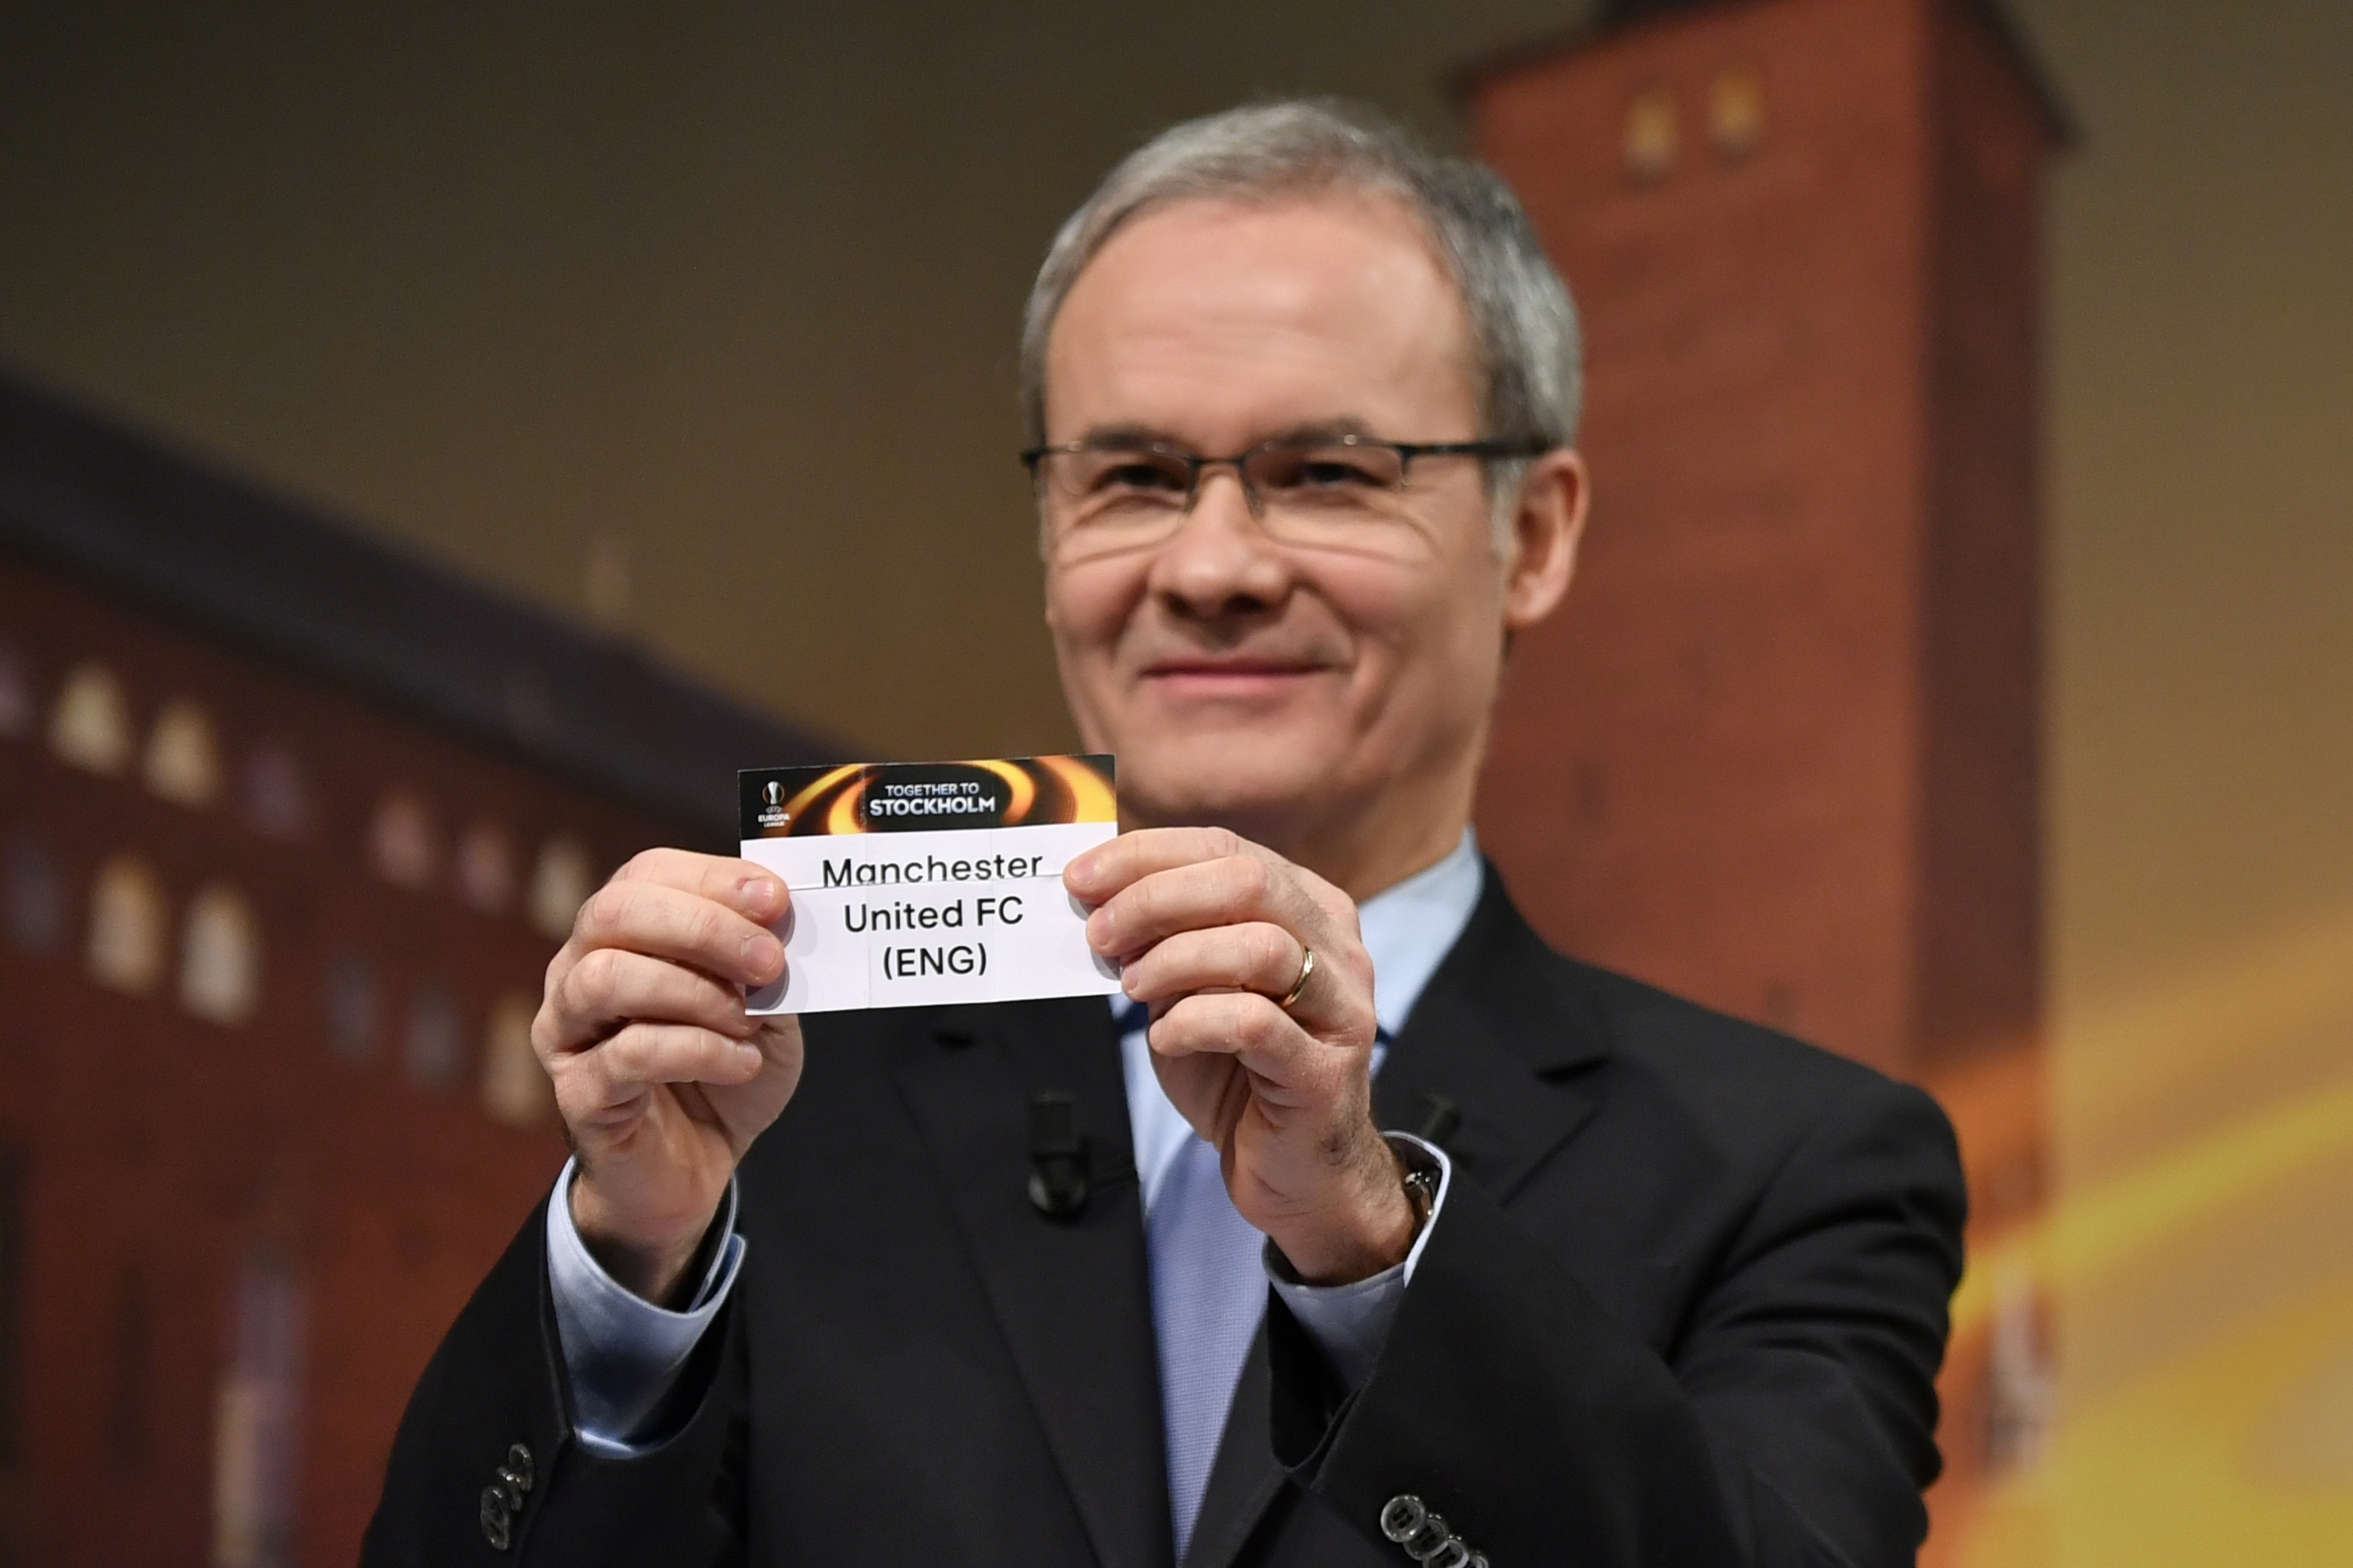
[1262,1133,1450,1389]
[544,1157,746,1455]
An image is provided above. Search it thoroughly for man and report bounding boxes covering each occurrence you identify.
[367,101,1964,1567]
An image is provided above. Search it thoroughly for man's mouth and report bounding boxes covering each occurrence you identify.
[1139,655,1332,696]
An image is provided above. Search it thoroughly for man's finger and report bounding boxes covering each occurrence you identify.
[1085,853,1326,961]
[1064,825,1251,905]
[556,1021,768,1114]
[609,848,788,924]
[1121,923,1371,1045]
[1119,921,1301,1005]
[543,948,759,1060]
[568,876,786,987]
[1143,990,1330,1094]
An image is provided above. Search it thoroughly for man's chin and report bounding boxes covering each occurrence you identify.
[1115,746,1349,837]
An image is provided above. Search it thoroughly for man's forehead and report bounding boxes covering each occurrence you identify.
[1065,191,1455,333]
[1041,192,1480,443]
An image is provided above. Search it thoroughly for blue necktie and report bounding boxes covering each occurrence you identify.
[1120,997,1388,1562]
[1121,997,1262,1561]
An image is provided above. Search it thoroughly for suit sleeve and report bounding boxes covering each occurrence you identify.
[361,1196,751,1567]
[1266,1078,1967,1568]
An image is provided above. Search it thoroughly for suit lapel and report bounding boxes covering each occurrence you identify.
[893,997,1174,1568]
[1374,866,1609,1201]
[1187,867,1616,1565]
[885,869,1605,1568]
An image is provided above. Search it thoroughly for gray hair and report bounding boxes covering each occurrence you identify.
[1018,99,1582,527]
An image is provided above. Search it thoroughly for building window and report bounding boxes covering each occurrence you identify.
[529,836,594,941]
[1984,1262,2052,1471]
[1624,85,1680,183]
[457,822,516,913]
[181,885,262,1026]
[370,792,438,892]
[324,953,378,1064]
[1708,62,1766,159]
[4,837,63,954]
[480,993,551,1129]
[239,744,312,841]
[48,660,133,776]
[209,1252,304,1568]
[145,699,224,808]
[0,646,30,739]
[404,982,462,1090]
[88,854,169,995]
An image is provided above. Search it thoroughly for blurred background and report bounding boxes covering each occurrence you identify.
[0,0,2347,1563]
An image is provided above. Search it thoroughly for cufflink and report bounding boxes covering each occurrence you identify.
[1400,1164,1439,1228]
[480,1442,535,1551]
[1380,1494,1486,1568]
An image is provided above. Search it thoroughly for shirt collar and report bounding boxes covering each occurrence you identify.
[1355,828,1484,1037]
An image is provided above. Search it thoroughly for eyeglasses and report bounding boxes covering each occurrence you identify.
[1019,433,1552,562]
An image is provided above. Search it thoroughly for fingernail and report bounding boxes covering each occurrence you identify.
[743,875,780,912]
[737,1042,764,1072]
[1086,907,1113,950]
[742,931,782,976]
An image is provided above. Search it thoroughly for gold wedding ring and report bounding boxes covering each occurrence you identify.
[1277,945,1317,1012]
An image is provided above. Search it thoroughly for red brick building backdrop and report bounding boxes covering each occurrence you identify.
[1,3,2064,1549]
[0,371,826,1566]
[1464,0,2061,1557]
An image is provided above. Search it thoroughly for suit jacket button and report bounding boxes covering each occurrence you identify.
[494,1452,532,1512]
[504,1442,535,1492]
[1379,1495,1428,1543]
[480,1484,513,1550]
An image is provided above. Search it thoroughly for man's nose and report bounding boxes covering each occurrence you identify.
[1151,464,1291,612]
[1188,458,1262,519]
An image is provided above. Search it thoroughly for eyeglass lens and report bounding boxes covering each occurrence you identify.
[1036,441,1423,559]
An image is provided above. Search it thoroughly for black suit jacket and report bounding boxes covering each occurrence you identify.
[365,867,1965,1566]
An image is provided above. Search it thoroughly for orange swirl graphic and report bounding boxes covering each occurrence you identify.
[969,758,1037,824]
[1040,754,1118,823]
[825,776,870,835]
[782,763,862,830]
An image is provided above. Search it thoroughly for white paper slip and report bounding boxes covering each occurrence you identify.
[738,755,1122,1014]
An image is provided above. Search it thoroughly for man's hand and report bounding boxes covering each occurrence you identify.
[534,848,804,1304]
[1067,827,1414,1285]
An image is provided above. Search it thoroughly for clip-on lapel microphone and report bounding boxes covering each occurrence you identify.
[1027,1091,1091,1218]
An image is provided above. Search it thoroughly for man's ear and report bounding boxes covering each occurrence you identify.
[1501,448,1588,635]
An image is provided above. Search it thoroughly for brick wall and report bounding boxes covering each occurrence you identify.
[0,547,682,1565]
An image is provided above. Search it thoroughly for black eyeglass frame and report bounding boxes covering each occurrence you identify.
[1018,432,1557,514]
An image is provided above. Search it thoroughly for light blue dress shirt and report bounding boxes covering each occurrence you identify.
[549,830,1485,1455]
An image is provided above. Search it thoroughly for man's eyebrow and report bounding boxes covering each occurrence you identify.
[1062,421,1179,448]
[1059,416,1385,452]
[1254,416,1381,446]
